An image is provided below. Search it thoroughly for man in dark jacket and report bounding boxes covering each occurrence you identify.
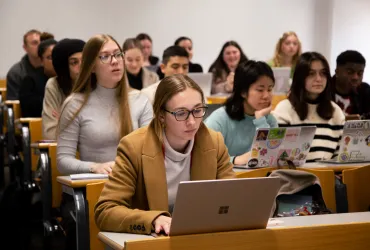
[6,29,44,100]
[332,50,370,119]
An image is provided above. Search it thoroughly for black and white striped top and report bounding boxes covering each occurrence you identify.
[272,100,345,162]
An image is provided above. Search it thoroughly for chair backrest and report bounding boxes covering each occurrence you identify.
[272,95,287,110]
[0,79,6,88]
[48,144,63,208]
[86,182,105,250]
[236,168,274,178]
[343,164,370,212]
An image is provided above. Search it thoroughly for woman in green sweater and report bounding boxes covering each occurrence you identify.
[205,60,278,165]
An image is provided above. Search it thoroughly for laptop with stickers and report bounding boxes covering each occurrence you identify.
[317,120,370,164]
[235,126,316,168]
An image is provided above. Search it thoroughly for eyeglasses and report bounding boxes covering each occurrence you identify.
[98,51,124,64]
[164,106,208,121]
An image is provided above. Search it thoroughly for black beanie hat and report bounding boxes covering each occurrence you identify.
[38,38,58,58]
[52,38,85,77]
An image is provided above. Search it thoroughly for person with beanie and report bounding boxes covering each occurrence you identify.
[42,38,85,139]
[19,33,57,117]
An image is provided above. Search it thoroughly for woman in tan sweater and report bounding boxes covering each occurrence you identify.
[41,38,85,139]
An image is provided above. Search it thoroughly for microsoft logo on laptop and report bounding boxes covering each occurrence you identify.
[218,206,229,214]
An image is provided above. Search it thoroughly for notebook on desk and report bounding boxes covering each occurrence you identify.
[166,177,281,236]
[235,126,316,169]
[317,120,370,164]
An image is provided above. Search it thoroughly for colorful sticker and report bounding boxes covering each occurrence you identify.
[353,137,359,145]
[344,136,351,146]
[260,148,268,156]
[301,142,310,151]
[269,156,275,166]
[366,136,370,147]
[248,159,259,168]
[297,153,306,161]
[267,139,282,149]
[256,130,269,141]
[278,149,291,160]
[364,122,370,129]
[251,147,259,158]
[291,148,301,157]
[339,152,349,162]
[349,151,365,161]
[260,159,269,167]
[267,128,286,140]
[285,128,301,142]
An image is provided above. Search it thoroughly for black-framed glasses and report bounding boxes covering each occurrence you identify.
[164,106,208,121]
[98,51,124,64]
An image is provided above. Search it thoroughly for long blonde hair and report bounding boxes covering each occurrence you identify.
[150,74,205,142]
[272,31,302,67]
[61,34,133,137]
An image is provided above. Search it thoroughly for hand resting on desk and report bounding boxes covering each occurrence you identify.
[153,215,172,235]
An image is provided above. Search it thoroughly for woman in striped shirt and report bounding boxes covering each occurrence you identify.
[272,52,345,162]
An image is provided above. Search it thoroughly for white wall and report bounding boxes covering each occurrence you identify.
[330,0,370,82]
[0,0,319,78]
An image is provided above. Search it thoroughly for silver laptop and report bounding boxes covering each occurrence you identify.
[272,67,291,94]
[169,177,281,236]
[235,126,316,169]
[318,120,370,164]
[188,73,212,97]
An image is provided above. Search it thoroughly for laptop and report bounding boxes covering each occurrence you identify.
[317,120,370,164]
[188,73,213,97]
[235,126,316,169]
[168,177,281,236]
[272,67,291,94]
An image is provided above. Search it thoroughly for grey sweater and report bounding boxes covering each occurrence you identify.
[163,132,194,213]
[57,85,153,175]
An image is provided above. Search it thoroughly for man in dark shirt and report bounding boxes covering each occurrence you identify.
[6,29,44,100]
[332,50,370,119]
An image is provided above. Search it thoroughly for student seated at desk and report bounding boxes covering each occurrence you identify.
[268,31,302,78]
[208,41,248,95]
[95,74,235,235]
[57,34,153,175]
[42,38,85,139]
[122,38,159,90]
[205,60,277,165]
[272,52,345,162]
[141,46,189,104]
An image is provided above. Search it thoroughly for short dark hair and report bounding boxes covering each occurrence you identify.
[225,60,275,121]
[208,41,248,79]
[136,33,152,42]
[174,36,191,46]
[37,38,57,58]
[289,52,334,121]
[23,29,41,45]
[162,46,189,65]
[336,50,366,66]
[40,32,54,42]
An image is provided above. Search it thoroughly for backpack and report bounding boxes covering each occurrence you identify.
[269,163,331,217]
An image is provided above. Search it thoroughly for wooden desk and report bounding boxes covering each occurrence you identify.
[0,79,5,88]
[98,212,370,250]
[57,176,108,250]
[206,95,228,104]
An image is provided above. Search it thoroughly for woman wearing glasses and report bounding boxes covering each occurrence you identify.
[57,34,153,175]
[95,74,235,235]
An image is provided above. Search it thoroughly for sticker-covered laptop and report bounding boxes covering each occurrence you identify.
[318,120,370,164]
[236,126,316,168]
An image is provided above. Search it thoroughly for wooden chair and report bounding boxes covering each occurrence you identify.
[0,79,6,88]
[236,168,274,178]
[272,94,287,110]
[342,164,370,212]
[86,182,106,250]
[207,96,227,104]
[20,118,42,172]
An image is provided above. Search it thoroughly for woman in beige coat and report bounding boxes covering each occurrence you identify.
[95,75,235,235]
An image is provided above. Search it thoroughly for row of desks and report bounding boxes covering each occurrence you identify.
[99,212,370,250]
